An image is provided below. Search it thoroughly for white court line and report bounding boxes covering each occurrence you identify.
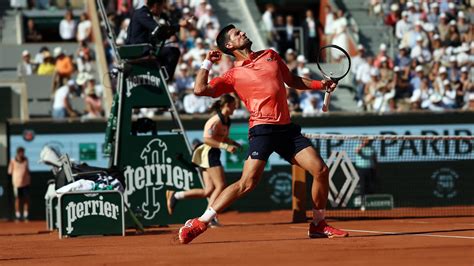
[290,226,474,240]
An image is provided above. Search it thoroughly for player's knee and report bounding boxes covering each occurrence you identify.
[311,164,329,182]
[238,176,258,194]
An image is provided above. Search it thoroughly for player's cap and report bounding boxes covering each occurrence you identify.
[22,50,30,56]
[297,55,306,63]
[402,11,408,17]
[448,2,455,9]
[357,44,365,50]
[370,68,380,76]
[440,13,447,18]
[416,35,423,42]
[205,4,212,10]
[406,1,414,8]
[449,20,457,26]
[182,7,190,14]
[414,20,422,26]
[67,79,75,86]
[461,66,468,73]
[433,34,440,40]
[458,11,465,18]
[398,43,406,50]
[439,66,447,74]
[443,79,450,86]
[381,56,388,62]
[302,67,310,75]
[393,66,401,72]
[390,4,399,11]
[286,48,295,54]
[431,2,438,9]
[196,37,204,44]
[449,55,456,62]
[379,43,387,51]
[415,65,423,72]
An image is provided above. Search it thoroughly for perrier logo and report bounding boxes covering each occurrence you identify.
[123,138,195,220]
[125,72,161,97]
[65,195,120,234]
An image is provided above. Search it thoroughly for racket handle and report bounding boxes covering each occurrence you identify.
[322,92,331,112]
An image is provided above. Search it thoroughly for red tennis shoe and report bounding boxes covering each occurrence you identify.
[178,218,207,244]
[308,220,349,238]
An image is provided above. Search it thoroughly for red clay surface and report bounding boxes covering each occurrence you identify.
[0,210,473,265]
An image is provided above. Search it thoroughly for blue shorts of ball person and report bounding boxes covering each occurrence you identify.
[247,123,313,163]
[208,148,222,167]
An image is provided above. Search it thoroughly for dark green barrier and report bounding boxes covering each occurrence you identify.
[58,191,124,238]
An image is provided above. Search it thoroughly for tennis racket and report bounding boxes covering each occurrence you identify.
[316,45,351,112]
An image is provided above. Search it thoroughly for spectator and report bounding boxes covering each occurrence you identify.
[295,55,307,77]
[194,0,207,18]
[427,3,440,25]
[116,18,130,45]
[59,10,76,41]
[331,10,349,55]
[54,47,74,85]
[33,46,49,65]
[395,44,411,68]
[261,4,276,46]
[183,92,211,114]
[302,95,320,117]
[282,15,298,54]
[35,0,49,9]
[196,4,220,33]
[204,21,219,43]
[395,11,411,40]
[355,56,373,107]
[303,9,320,62]
[185,37,207,63]
[285,48,297,74]
[402,20,428,49]
[8,147,31,221]
[445,20,462,47]
[410,77,433,110]
[384,3,400,30]
[84,78,103,118]
[17,50,34,77]
[437,13,449,42]
[25,19,43,42]
[457,12,469,38]
[52,80,78,119]
[76,12,92,43]
[410,36,432,62]
[175,63,194,96]
[374,43,394,68]
[37,51,55,75]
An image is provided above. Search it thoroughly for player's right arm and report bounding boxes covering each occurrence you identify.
[194,50,234,97]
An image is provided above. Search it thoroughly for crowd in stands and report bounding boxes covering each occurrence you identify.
[354,0,473,112]
[14,1,104,120]
[14,0,472,119]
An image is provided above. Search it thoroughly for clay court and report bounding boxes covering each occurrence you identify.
[1,210,473,265]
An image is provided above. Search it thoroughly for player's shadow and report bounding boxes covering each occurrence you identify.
[349,228,474,238]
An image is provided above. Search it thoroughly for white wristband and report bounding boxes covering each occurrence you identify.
[219,142,229,150]
[201,59,212,71]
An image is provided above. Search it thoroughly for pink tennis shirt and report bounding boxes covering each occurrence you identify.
[209,49,294,128]
[203,114,229,142]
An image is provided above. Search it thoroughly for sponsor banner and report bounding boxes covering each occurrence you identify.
[9,133,108,172]
[58,191,124,238]
[185,123,474,170]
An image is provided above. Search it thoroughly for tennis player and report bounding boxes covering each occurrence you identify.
[167,94,240,227]
[178,25,348,244]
